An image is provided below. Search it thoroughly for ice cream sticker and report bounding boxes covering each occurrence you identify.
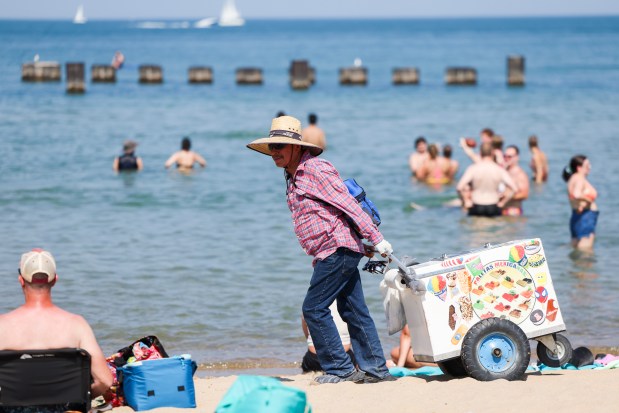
[465,255,484,278]
[428,275,447,301]
[509,245,528,267]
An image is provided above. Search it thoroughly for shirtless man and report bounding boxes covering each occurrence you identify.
[302,113,326,150]
[0,249,113,399]
[460,127,494,164]
[502,145,530,216]
[165,137,207,171]
[528,135,549,183]
[457,142,518,217]
[408,136,428,178]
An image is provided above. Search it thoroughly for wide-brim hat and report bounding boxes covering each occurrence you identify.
[246,116,323,156]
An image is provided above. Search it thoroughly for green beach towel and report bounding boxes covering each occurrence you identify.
[215,375,311,413]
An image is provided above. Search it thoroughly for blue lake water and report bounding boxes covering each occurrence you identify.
[1,17,618,371]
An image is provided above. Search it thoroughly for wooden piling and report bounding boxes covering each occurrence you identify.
[66,62,86,94]
[21,62,61,82]
[188,67,214,84]
[236,68,263,85]
[91,65,116,83]
[445,67,477,85]
[339,67,367,85]
[507,55,525,86]
[139,65,163,84]
[392,68,420,85]
[289,60,313,90]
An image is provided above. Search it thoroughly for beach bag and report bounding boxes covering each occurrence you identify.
[119,355,197,411]
[215,375,311,413]
[344,178,381,228]
[106,335,170,407]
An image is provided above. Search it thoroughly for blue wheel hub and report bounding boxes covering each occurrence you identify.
[477,333,516,372]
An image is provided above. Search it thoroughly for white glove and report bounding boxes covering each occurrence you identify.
[375,239,393,257]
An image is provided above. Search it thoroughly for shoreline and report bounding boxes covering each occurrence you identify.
[111,369,619,413]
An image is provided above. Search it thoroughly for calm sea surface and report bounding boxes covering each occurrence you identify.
[1,17,618,371]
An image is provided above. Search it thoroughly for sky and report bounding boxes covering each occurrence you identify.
[2,0,619,20]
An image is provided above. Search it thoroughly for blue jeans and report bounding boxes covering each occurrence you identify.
[302,248,389,378]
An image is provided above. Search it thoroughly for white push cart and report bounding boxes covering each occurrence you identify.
[376,238,572,381]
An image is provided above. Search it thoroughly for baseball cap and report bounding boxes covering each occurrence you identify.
[19,249,56,283]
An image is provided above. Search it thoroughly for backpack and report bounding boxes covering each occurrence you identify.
[344,178,381,227]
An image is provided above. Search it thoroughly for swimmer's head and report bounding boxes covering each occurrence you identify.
[181,137,191,151]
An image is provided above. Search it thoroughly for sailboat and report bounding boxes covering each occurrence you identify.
[218,0,244,27]
[73,5,87,24]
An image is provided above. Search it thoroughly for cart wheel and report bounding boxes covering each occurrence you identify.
[536,334,573,367]
[461,318,530,381]
[437,358,468,378]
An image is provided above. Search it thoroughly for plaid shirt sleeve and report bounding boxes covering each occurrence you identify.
[296,157,383,245]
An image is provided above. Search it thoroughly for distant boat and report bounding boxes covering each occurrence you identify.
[73,5,87,24]
[194,17,216,28]
[218,0,244,27]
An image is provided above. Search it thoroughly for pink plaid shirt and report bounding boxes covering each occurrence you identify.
[286,151,383,265]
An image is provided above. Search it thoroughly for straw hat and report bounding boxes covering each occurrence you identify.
[247,116,323,156]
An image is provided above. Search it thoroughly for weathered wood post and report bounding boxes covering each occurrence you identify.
[289,60,312,90]
[66,62,85,94]
[188,66,213,84]
[21,62,61,82]
[91,65,116,83]
[139,65,163,83]
[339,67,367,85]
[507,55,525,86]
[445,67,477,85]
[236,68,263,85]
[392,67,420,85]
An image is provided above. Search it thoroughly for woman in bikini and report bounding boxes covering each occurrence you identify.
[418,144,451,186]
[563,155,599,250]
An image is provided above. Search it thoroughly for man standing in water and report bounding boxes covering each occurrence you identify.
[302,113,327,150]
[408,136,428,178]
[164,137,207,171]
[528,135,549,183]
[457,142,518,217]
[0,249,113,401]
[247,116,395,384]
[502,145,530,216]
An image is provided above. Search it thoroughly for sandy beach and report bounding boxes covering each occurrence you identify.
[111,368,619,413]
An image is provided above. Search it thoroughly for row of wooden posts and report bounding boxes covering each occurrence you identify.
[22,56,525,94]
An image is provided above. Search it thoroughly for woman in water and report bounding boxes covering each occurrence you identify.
[563,155,599,249]
[417,144,451,186]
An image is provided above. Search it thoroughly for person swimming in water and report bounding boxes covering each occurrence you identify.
[164,137,207,171]
[113,140,143,172]
[417,143,451,185]
[563,155,599,250]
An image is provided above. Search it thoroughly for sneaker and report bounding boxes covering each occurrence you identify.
[363,373,398,384]
[314,370,366,384]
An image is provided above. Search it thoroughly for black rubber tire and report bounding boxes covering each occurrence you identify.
[536,334,573,367]
[437,358,468,378]
[461,318,530,381]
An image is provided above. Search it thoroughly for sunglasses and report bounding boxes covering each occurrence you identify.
[504,154,516,159]
[268,143,288,151]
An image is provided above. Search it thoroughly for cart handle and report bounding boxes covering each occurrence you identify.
[388,253,426,295]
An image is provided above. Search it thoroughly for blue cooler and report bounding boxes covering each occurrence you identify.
[120,355,197,411]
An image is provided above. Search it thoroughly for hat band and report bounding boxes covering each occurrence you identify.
[269,130,302,141]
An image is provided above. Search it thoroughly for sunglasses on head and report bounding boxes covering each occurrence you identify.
[268,143,288,151]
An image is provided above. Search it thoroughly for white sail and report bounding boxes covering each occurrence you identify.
[218,0,244,27]
[73,5,87,24]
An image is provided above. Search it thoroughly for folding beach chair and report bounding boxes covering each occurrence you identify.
[0,348,91,413]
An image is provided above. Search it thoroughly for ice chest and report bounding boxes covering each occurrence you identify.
[387,238,566,363]
[120,355,197,411]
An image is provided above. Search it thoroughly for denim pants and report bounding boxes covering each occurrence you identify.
[302,248,389,378]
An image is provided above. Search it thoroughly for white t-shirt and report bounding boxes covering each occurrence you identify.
[306,303,351,347]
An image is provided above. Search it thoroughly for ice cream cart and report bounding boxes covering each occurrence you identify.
[379,238,572,381]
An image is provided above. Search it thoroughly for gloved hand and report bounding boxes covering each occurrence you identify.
[374,239,393,257]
